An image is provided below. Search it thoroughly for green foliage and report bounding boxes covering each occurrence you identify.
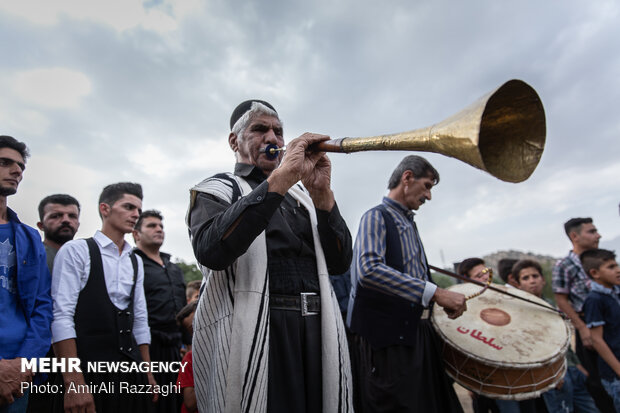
[540,261,556,305]
[174,259,203,284]
[432,272,457,289]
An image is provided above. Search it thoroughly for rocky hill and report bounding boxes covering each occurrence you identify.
[480,250,560,275]
[436,249,561,301]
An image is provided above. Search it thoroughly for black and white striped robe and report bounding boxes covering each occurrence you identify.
[187,173,354,413]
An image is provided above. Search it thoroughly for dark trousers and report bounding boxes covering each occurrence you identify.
[576,327,616,413]
[353,319,464,413]
[267,308,322,413]
[149,332,182,413]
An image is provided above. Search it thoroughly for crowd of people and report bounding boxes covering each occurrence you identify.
[1,98,619,413]
[0,137,201,413]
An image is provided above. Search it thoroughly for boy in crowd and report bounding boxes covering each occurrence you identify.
[581,249,620,411]
[459,258,523,413]
[185,280,201,303]
[512,259,598,413]
[177,301,198,413]
[498,258,518,287]
[458,257,491,283]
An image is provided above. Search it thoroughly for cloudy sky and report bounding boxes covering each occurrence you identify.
[2,0,619,269]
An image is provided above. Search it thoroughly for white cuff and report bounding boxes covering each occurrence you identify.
[422,282,437,307]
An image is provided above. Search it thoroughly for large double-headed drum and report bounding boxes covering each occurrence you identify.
[431,283,570,400]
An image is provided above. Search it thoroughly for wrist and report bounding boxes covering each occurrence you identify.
[267,169,297,195]
[309,189,335,211]
[63,371,85,386]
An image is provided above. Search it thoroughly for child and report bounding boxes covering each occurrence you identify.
[177,300,198,413]
[582,249,620,412]
[459,258,508,413]
[513,259,598,413]
[458,257,491,283]
[512,259,546,298]
[186,280,202,303]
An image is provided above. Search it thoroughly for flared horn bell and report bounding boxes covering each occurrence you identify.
[315,79,546,183]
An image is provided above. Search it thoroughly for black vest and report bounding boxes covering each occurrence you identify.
[74,238,142,362]
[349,204,428,348]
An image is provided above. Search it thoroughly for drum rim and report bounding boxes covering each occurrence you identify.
[447,360,567,401]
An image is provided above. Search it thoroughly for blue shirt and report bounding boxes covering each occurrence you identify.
[0,223,27,358]
[348,197,436,315]
[584,282,620,380]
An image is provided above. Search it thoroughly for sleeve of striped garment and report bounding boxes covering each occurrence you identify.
[189,180,283,270]
[355,208,436,307]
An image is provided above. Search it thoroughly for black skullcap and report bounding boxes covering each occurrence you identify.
[229,99,277,130]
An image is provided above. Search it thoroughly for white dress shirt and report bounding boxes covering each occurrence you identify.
[51,230,150,345]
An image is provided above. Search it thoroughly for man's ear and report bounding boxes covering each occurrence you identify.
[132,229,140,244]
[569,230,579,243]
[37,221,44,231]
[229,132,239,152]
[99,202,110,218]
[401,170,414,185]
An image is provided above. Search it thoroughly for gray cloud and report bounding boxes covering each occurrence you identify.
[1,0,619,268]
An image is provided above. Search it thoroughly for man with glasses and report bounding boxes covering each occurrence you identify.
[0,136,52,413]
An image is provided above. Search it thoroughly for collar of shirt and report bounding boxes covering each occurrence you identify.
[590,280,620,296]
[382,196,415,221]
[6,207,21,223]
[133,248,171,266]
[234,163,269,183]
[568,250,584,269]
[93,230,133,257]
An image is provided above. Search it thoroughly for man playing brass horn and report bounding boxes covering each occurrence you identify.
[186,100,353,412]
[347,155,467,412]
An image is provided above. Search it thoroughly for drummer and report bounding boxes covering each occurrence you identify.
[346,155,467,412]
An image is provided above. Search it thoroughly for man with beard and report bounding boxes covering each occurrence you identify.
[0,136,52,412]
[27,195,80,412]
[133,210,186,413]
[37,194,80,272]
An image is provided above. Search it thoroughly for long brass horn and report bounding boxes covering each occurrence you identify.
[315,79,546,183]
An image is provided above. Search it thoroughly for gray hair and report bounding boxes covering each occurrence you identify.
[387,155,440,189]
[231,101,281,138]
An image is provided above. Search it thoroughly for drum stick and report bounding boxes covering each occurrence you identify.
[429,265,564,315]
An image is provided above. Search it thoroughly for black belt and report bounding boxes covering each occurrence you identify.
[270,292,320,316]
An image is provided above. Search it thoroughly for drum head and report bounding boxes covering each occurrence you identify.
[432,283,569,367]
